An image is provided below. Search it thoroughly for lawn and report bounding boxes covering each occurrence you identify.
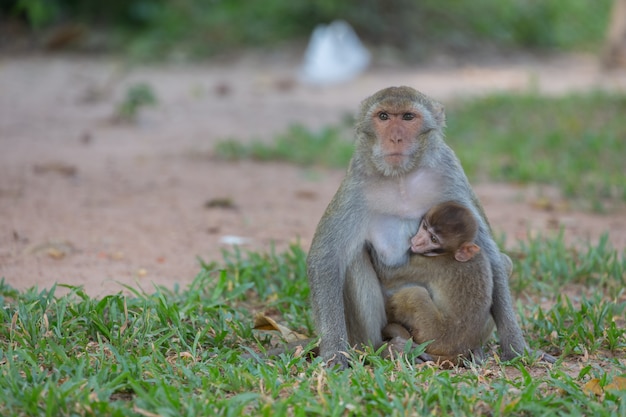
[1,235,625,416]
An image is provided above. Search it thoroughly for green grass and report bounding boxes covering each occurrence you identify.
[214,124,355,169]
[445,91,626,204]
[1,237,625,416]
[214,91,626,208]
[114,82,158,122]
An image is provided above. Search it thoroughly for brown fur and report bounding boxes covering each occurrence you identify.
[380,202,495,365]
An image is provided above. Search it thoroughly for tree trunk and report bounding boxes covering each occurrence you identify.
[603,0,626,69]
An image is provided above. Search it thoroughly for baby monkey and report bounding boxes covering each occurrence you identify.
[381,201,510,365]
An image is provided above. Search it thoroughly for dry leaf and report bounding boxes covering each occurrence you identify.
[33,162,77,177]
[204,197,236,209]
[47,247,66,259]
[295,190,317,200]
[501,398,520,414]
[583,376,626,396]
[531,197,555,211]
[27,240,76,259]
[133,405,162,417]
[583,378,604,396]
[605,376,626,392]
[253,313,308,343]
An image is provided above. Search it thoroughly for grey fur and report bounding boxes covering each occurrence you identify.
[307,86,530,368]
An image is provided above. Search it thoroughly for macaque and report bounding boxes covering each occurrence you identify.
[307,86,554,369]
[380,201,498,365]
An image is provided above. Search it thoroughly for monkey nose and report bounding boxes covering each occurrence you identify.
[411,235,423,247]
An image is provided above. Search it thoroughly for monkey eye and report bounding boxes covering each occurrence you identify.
[430,234,438,244]
[402,113,416,120]
[378,112,389,120]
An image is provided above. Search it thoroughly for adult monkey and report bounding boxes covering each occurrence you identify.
[307,86,550,369]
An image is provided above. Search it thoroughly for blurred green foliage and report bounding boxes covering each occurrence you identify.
[445,91,626,206]
[5,0,613,59]
[215,124,354,168]
[115,82,157,122]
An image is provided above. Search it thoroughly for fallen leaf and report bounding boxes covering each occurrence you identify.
[133,406,162,417]
[47,247,66,259]
[204,198,237,209]
[295,190,317,200]
[206,226,220,234]
[583,378,604,396]
[33,162,77,177]
[501,397,520,414]
[253,313,308,343]
[27,241,76,259]
[605,376,626,392]
[546,216,560,230]
[531,197,555,211]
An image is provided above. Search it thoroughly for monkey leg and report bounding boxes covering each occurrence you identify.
[386,286,444,335]
[387,286,490,364]
[343,249,386,349]
[386,286,445,345]
[382,322,412,340]
[496,251,556,364]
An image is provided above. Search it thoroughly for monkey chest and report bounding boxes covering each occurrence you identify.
[363,170,444,267]
[368,215,419,267]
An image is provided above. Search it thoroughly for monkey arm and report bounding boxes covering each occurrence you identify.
[488,244,557,363]
[307,232,351,367]
[386,285,445,338]
[478,233,527,360]
[307,217,348,360]
[306,180,379,368]
[343,249,386,347]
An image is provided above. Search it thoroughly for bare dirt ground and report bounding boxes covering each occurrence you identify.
[1,50,626,297]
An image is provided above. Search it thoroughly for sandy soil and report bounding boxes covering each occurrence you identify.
[1,51,626,297]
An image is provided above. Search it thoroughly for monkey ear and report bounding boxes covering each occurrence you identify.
[432,102,446,126]
[454,243,480,262]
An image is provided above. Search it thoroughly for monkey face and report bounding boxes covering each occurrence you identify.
[411,218,445,255]
[357,86,445,177]
[366,108,423,176]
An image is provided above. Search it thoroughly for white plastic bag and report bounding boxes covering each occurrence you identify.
[299,20,371,86]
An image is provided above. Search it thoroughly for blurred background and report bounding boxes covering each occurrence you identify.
[0,0,624,65]
[1,0,626,294]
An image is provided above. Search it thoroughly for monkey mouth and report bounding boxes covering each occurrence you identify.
[422,249,445,256]
[384,153,407,165]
